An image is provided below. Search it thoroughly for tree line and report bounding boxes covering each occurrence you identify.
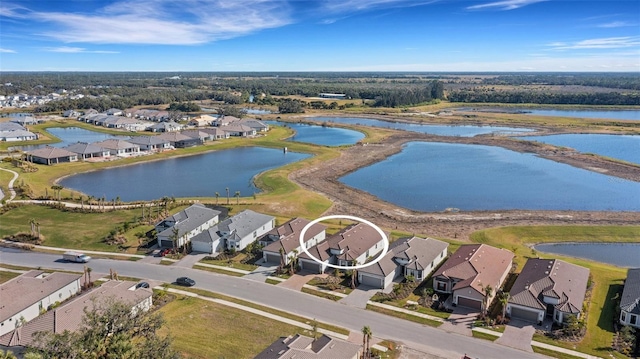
[448,89,640,106]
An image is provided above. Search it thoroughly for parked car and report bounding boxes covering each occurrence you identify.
[135,282,150,289]
[176,277,195,286]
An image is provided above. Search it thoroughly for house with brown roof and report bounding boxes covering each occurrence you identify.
[255,334,361,359]
[26,146,78,165]
[261,218,327,265]
[0,271,82,336]
[432,244,514,311]
[358,236,449,289]
[620,268,640,328]
[0,280,152,349]
[298,223,386,273]
[507,258,589,325]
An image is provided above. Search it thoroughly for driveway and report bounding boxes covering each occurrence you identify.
[495,320,535,352]
[277,271,321,290]
[243,261,278,282]
[338,284,378,309]
[172,252,209,268]
[439,307,477,336]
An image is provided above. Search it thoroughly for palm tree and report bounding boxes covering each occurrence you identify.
[29,218,36,237]
[499,291,510,321]
[361,326,372,359]
[87,267,93,286]
[35,222,41,239]
[278,247,286,271]
[214,192,220,205]
[288,249,298,275]
[0,349,18,359]
[225,187,230,204]
[234,191,241,205]
[482,284,493,316]
[170,227,180,252]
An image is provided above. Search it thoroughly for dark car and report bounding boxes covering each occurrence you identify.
[135,282,150,289]
[176,277,195,287]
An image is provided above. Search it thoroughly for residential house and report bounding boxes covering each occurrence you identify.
[155,203,221,249]
[0,280,152,349]
[358,236,449,289]
[93,139,140,157]
[507,258,590,325]
[211,115,241,127]
[200,127,230,140]
[62,110,81,118]
[101,117,151,132]
[105,108,124,116]
[298,223,386,274]
[261,218,327,265]
[63,142,111,160]
[0,270,82,336]
[191,210,275,254]
[26,146,78,165]
[181,129,212,142]
[255,334,361,359]
[220,124,256,137]
[432,244,514,311]
[0,129,38,142]
[126,135,171,151]
[9,116,40,126]
[156,131,202,148]
[620,268,640,328]
[188,114,218,127]
[238,118,269,132]
[147,121,182,133]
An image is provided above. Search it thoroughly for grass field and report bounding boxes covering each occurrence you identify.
[0,270,20,284]
[160,295,306,358]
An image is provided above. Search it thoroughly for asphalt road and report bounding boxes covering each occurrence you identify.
[0,248,547,359]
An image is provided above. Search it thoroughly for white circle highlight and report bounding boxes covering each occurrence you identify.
[298,215,389,271]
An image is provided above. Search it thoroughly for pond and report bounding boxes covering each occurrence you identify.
[9,127,123,151]
[310,117,533,137]
[59,147,311,201]
[523,134,640,165]
[534,243,640,267]
[267,121,365,146]
[340,142,640,212]
[524,109,640,121]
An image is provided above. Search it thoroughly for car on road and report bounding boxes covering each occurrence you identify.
[135,282,150,289]
[176,277,195,286]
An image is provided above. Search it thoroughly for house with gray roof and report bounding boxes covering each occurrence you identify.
[126,135,171,151]
[156,131,202,148]
[26,146,78,165]
[191,210,275,254]
[211,115,241,127]
[358,236,448,289]
[261,218,326,265]
[200,127,229,140]
[620,268,640,328]
[220,124,256,137]
[155,203,221,249]
[238,118,269,132]
[147,120,182,133]
[0,270,82,336]
[255,334,361,359]
[298,223,386,274]
[0,280,152,349]
[433,244,514,311]
[63,142,111,160]
[93,139,140,156]
[507,258,589,325]
[0,129,38,142]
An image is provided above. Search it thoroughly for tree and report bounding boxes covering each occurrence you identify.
[278,247,286,271]
[29,218,36,237]
[482,284,493,316]
[0,349,17,359]
[234,191,241,205]
[32,298,179,359]
[51,185,63,202]
[226,187,230,205]
[170,226,180,252]
[499,292,510,321]
[288,249,299,275]
[214,192,220,205]
[361,326,372,359]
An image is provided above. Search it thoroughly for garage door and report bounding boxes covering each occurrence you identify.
[263,253,280,264]
[191,241,211,254]
[457,296,482,310]
[510,306,540,323]
[359,274,383,288]
[300,260,322,273]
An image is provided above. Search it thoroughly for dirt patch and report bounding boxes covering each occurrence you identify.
[290,129,640,241]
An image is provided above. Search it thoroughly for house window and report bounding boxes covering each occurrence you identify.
[253,231,257,238]
[631,315,638,325]
[436,282,446,291]
[621,312,626,322]
[555,312,560,321]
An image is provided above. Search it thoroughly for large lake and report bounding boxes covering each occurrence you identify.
[534,243,640,267]
[60,147,310,201]
[267,121,364,146]
[10,127,122,151]
[311,117,533,137]
[525,109,640,121]
[340,142,640,212]
[523,134,640,165]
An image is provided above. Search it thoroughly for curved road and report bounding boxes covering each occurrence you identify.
[0,248,548,359]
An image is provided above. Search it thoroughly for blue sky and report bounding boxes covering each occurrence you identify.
[0,0,639,71]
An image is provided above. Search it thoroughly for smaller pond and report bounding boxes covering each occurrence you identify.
[267,121,364,146]
[534,243,640,267]
[245,108,272,115]
[524,109,640,121]
[9,127,124,151]
[311,117,533,137]
[523,134,640,165]
[60,147,311,201]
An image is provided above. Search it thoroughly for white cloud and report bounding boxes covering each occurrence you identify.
[44,46,119,54]
[4,0,292,45]
[0,48,16,53]
[548,36,640,50]
[467,0,547,11]
[597,21,635,28]
[322,0,438,12]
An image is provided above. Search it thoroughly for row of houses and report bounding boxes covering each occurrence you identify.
[0,121,38,142]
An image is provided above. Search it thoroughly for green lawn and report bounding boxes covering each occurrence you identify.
[301,287,343,301]
[200,256,258,271]
[160,295,307,359]
[472,330,499,341]
[0,204,152,253]
[0,271,20,284]
[365,304,442,327]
